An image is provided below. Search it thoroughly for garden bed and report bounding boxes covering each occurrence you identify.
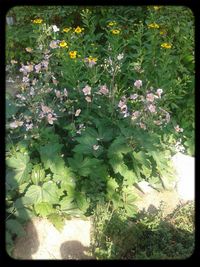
[6,5,194,259]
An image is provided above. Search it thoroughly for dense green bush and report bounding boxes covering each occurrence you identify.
[6,5,194,257]
[91,201,194,259]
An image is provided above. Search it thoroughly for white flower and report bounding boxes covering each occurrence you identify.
[75,109,81,117]
[134,80,142,89]
[63,88,68,97]
[156,88,163,98]
[52,25,60,32]
[130,94,138,100]
[93,144,99,150]
[174,125,183,133]
[117,53,124,60]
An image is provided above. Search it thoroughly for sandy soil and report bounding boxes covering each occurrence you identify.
[12,187,185,260]
[13,217,94,260]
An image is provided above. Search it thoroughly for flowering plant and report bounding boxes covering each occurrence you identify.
[6,6,194,256]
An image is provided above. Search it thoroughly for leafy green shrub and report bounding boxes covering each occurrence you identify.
[6,5,194,256]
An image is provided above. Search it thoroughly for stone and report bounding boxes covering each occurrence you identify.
[172,153,195,201]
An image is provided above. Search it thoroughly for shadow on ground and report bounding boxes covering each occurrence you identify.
[60,240,94,259]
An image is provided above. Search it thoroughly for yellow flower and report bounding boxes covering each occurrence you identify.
[153,6,161,11]
[32,18,43,24]
[148,22,160,29]
[74,26,84,33]
[88,56,97,62]
[111,29,120,35]
[160,30,167,35]
[69,51,77,59]
[63,27,71,33]
[107,21,117,27]
[59,40,68,48]
[161,43,172,49]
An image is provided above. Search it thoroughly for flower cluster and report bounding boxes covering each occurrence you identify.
[116,80,171,130]
[39,104,57,125]
[147,22,160,29]
[161,43,172,49]
[32,18,43,24]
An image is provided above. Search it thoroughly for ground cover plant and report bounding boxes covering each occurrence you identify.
[6,5,194,258]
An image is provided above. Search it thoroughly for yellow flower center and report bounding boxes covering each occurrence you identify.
[59,41,68,48]
[69,51,77,59]
[32,18,43,24]
[111,29,120,34]
[161,43,172,49]
[88,56,97,62]
[148,22,160,29]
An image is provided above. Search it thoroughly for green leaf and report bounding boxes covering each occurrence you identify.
[31,164,46,185]
[39,143,63,170]
[75,192,89,212]
[47,213,65,231]
[107,177,119,198]
[60,196,76,211]
[68,154,104,177]
[6,152,32,185]
[25,181,59,204]
[34,202,54,217]
[6,219,26,237]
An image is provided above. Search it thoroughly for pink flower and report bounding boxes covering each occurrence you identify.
[118,100,126,108]
[174,125,183,133]
[35,63,42,73]
[139,122,146,130]
[47,113,57,125]
[98,85,109,95]
[148,104,156,113]
[146,93,155,102]
[154,120,162,125]
[75,109,81,116]
[134,80,142,89]
[41,104,52,114]
[49,40,58,49]
[156,88,163,98]
[131,111,140,120]
[9,120,23,129]
[120,104,128,113]
[85,96,92,102]
[55,90,61,98]
[82,85,91,95]
[130,94,138,100]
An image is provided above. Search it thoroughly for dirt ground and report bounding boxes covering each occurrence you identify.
[12,188,185,260]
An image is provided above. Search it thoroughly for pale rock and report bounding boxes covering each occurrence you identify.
[172,153,195,201]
